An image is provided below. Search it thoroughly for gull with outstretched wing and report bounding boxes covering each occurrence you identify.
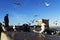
[43,1,50,7]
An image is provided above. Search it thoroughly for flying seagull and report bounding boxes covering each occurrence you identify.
[14,2,21,5]
[34,15,38,17]
[43,1,50,7]
[30,19,35,23]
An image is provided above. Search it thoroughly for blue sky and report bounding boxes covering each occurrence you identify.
[0,0,60,26]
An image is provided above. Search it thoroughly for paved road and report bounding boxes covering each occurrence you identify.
[1,32,60,40]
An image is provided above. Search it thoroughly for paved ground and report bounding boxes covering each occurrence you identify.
[1,32,60,40]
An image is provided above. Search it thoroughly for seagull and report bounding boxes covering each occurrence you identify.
[14,2,21,6]
[33,23,46,33]
[13,25,16,31]
[39,23,46,33]
[34,15,38,17]
[30,19,35,23]
[43,1,50,7]
[27,22,31,25]
[33,23,46,37]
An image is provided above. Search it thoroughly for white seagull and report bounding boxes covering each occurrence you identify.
[43,1,50,7]
[13,24,16,31]
[33,23,46,33]
[33,23,46,37]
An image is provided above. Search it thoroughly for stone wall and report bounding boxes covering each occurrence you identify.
[1,32,60,40]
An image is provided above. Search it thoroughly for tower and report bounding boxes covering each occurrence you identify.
[42,19,49,29]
